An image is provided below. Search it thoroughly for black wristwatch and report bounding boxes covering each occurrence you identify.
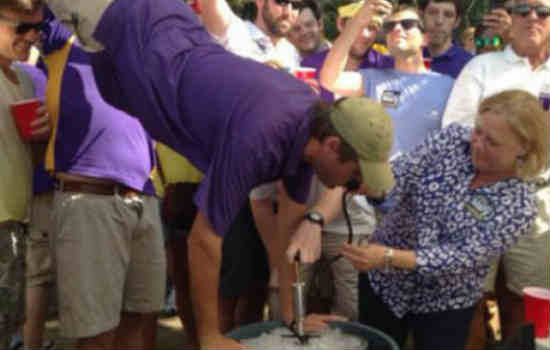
[304,210,324,227]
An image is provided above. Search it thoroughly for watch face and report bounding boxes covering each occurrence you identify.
[309,212,322,221]
[305,211,324,226]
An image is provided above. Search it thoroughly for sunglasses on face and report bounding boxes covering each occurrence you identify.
[0,16,46,35]
[382,19,423,34]
[510,4,550,19]
[475,35,503,48]
[273,0,304,9]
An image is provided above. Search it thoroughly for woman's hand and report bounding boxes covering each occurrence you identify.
[340,243,386,271]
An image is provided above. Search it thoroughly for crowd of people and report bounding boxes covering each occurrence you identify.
[0,0,548,349]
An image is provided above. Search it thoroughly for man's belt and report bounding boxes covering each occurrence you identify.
[55,180,141,197]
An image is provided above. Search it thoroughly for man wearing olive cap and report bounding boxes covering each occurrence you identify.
[40,0,395,347]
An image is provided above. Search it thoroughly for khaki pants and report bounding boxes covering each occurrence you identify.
[302,233,363,321]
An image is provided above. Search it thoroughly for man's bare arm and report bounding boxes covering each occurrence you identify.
[198,0,236,38]
[187,211,242,349]
[276,185,308,324]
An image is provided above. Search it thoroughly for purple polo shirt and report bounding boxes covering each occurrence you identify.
[301,48,394,102]
[93,0,319,236]
[42,22,156,195]
[423,44,473,79]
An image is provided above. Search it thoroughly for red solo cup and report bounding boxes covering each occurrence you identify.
[424,58,432,70]
[10,98,42,141]
[190,0,201,14]
[523,287,550,338]
[293,67,316,80]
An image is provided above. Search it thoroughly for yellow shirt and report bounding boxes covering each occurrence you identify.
[0,66,33,222]
[153,142,204,198]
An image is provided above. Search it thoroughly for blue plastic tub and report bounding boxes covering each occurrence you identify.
[226,320,399,350]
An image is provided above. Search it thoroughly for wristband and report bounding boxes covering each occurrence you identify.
[384,247,394,272]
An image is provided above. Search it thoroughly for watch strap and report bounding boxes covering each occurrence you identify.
[304,210,324,227]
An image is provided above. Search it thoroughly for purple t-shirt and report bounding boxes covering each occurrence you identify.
[423,44,473,79]
[42,23,157,195]
[301,48,394,102]
[93,0,319,236]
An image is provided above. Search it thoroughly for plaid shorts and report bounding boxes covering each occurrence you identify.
[0,221,26,339]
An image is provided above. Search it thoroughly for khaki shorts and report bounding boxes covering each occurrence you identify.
[0,222,26,340]
[26,193,54,287]
[52,191,166,338]
[485,186,550,294]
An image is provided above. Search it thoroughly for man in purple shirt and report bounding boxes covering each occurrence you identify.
[36,16,166,348]
[43,1,396,348]
[421,0,473,78]
[301,0,394,101]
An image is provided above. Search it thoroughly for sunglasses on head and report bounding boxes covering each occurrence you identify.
[510,4,550,18]
[382,19,423,33]
[273,0,304,9]
[0,16,46,35]
[475,35,503,48]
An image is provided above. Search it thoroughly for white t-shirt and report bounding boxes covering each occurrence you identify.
[0,65,33,222]
[250,178,376,236]
[442,45,550,128]
[214,13,300,70]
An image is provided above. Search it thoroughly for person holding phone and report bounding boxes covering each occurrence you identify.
[482,0,515,43]
[199,0,302,69]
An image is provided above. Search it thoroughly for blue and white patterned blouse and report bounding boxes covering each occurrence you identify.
[367,124,537,318]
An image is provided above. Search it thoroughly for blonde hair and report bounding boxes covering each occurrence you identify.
[478,90,550,179]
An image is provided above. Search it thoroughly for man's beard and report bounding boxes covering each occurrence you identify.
[262,5,289,38]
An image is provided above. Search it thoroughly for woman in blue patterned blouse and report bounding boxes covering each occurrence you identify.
[341,90,549,349]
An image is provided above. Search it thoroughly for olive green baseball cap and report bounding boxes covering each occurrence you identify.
[330,97,395,194]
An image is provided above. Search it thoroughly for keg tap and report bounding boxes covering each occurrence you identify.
[293,254,306,340]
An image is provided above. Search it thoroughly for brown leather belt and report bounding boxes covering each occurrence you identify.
[56,180,140,197]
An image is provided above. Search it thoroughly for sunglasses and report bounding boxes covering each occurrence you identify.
[510,4,550,18]
[475,35,503,48]
[0,16,46,35]
[382,19,423,33]
[273,0,304,9]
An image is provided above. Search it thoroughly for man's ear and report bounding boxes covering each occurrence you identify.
[336,16,346,34]
[323,136,342,157]
[454,17,461,30]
